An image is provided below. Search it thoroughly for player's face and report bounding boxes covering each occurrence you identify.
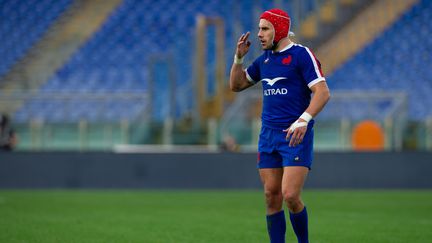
[258,19,274,50]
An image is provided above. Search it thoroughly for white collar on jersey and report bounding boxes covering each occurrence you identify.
[273,42,295,53]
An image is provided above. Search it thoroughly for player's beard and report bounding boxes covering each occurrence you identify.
[264,33,276,50]
[264,43,277,50]
[261,40,273,50]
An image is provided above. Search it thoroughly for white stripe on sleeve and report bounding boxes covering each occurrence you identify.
[308,77,325,88]
[245,69,257,84]
[303,46,324,86]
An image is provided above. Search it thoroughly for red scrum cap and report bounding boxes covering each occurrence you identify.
[260,9,293,45]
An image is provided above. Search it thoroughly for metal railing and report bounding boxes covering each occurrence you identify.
[0,90,151,151]
[0,90,150,122]
[220,90,414,151]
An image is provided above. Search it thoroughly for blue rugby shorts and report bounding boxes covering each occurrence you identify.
[257,125,314,170]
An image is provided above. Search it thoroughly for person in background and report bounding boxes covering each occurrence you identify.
[0,114,18,151]
[220,134,240,152]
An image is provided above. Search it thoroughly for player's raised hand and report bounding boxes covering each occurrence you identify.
[236,32,251,58]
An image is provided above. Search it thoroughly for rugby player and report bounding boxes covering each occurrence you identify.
[229,8,330,243]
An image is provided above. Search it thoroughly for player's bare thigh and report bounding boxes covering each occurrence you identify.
[259,168,284,214]
[282,166,309,213]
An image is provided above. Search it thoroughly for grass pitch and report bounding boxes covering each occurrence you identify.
[0,190,431,243]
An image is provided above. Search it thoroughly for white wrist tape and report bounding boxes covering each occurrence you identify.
[299,112,313,123]
[288,112,312,132]
[289,120,308,132]
[234,55,244,64]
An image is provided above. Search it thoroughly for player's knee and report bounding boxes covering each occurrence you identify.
[264,188,282,207]
[282,190,300,207]
[264,187,281,200]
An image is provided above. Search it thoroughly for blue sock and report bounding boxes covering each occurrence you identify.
[266,210,286,243]
[289,206,309,243]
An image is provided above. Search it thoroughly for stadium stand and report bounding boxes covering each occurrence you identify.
[1,0,327,150]
[12,0,325,123]
[4,0,430,150]
[327,0,432,120]
[0,0,72,79]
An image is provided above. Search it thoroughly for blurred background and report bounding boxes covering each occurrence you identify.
[1,1,431,242]
[1,0,431,153]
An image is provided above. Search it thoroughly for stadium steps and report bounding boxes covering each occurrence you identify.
[298,0,374,50]
[0,0,122,92]
[316,0,419,75]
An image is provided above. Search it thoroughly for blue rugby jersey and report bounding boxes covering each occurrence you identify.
[245,43,325,129]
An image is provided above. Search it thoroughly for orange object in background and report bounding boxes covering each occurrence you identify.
[351,120,385,151]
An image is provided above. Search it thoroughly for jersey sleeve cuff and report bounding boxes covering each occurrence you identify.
[308,77,325,88]
[245,69,258,84]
